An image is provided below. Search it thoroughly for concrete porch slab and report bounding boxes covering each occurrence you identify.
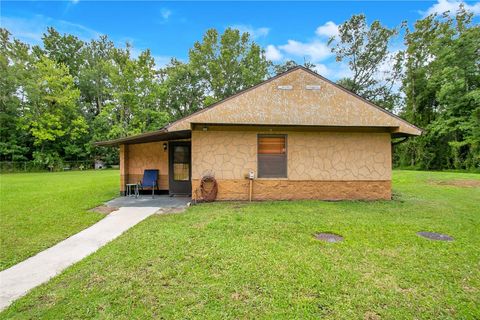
[106,195,191,208]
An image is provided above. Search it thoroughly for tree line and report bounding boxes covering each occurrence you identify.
[1,6,478,170]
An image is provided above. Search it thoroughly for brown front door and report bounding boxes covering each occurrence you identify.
[168,141,192,196]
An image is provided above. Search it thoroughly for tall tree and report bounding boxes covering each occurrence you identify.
[35,27,85,79]
[328,14,401,110]
[95,45,169,140]
[21,56,86,164]
[0,29,31,161]
[189,28,270,102]
[160,59,205,119]
[397,7,480,170]
[78,35,115,118]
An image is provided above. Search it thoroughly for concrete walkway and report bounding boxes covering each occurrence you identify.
[0,206,160,311]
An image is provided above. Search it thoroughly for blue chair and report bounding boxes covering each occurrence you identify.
[139,169,159,198]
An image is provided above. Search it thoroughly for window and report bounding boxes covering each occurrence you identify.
[258,135,287,178]
[173,145,190,181]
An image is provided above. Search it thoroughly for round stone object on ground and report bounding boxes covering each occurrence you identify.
[314,233,344,243]
[417,231,454,241]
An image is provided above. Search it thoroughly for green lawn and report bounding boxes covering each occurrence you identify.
[2,171,480,319]
[0,170,118,270]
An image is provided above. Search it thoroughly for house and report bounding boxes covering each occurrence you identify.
[96,66,421,201]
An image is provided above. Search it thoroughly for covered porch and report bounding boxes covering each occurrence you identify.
[96,129,192,197]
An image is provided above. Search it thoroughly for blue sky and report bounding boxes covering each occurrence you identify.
[1,1,479,79]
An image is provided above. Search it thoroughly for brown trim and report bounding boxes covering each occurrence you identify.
[95,130,191,147]
[192,123,398,133]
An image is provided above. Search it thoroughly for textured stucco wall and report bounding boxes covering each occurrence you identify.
[170,68,420,136]
[191,129,392,200]
[191,131,256,180]
[123,141,169,190]
[288,132,391,180]
[192,130,391,181]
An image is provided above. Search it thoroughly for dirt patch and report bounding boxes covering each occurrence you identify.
[417,231,454,241]
[89,205,119,214]
[314,233,344,243]
[230,202,249,210]
[364,311,381,320]
[429,179,480,188]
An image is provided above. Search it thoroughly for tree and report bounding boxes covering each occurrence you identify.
[272,60,317,75]
[78,35,115,118]
[160,59,205,119]
[328,14,401,110]
[21,56,86,164]
[35,27,85,79]
[0,29,31,161]
[189,28,270,102]
[96,45,169,140]
[396,7,480,170]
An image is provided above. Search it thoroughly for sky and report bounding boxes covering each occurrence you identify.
[1,0,479,79]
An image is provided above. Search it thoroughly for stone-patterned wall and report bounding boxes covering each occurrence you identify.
[191,130,392,200]
[192,130,391,181]
[169,68,420,136]
[191,131,257,179]
[124,141,169,190]
[288,132,391,180]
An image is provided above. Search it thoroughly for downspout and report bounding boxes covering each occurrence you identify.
[392,136,409,146]
[391,137,409,170]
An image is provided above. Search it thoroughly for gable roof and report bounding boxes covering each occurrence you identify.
[166,66,421,136]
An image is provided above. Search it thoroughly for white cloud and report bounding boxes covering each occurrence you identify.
[421,0,480,16]
[265,45,282,61]
[230,24,270,39]
[160,8,172,21]
[279,39,331,62]
[312,63,330,76]
[1,14,101,45]
[315,61,351,80]
[315,21,338,38]
[153,55,172,69]
[2,14,173,70]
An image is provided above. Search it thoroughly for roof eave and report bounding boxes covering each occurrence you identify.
[94,129,191,147]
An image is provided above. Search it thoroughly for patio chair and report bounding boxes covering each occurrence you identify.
[139,169,159,198]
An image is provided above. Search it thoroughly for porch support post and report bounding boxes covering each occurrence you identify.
[119,144,129,196]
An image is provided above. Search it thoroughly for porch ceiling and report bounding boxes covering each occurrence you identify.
[95,130,191,146]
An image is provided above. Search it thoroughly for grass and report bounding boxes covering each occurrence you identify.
[0,170,118,270]
[1,170,480,319]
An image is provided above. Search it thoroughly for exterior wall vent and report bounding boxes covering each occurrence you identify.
[277,85,293,90]
[306,85,321,90]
